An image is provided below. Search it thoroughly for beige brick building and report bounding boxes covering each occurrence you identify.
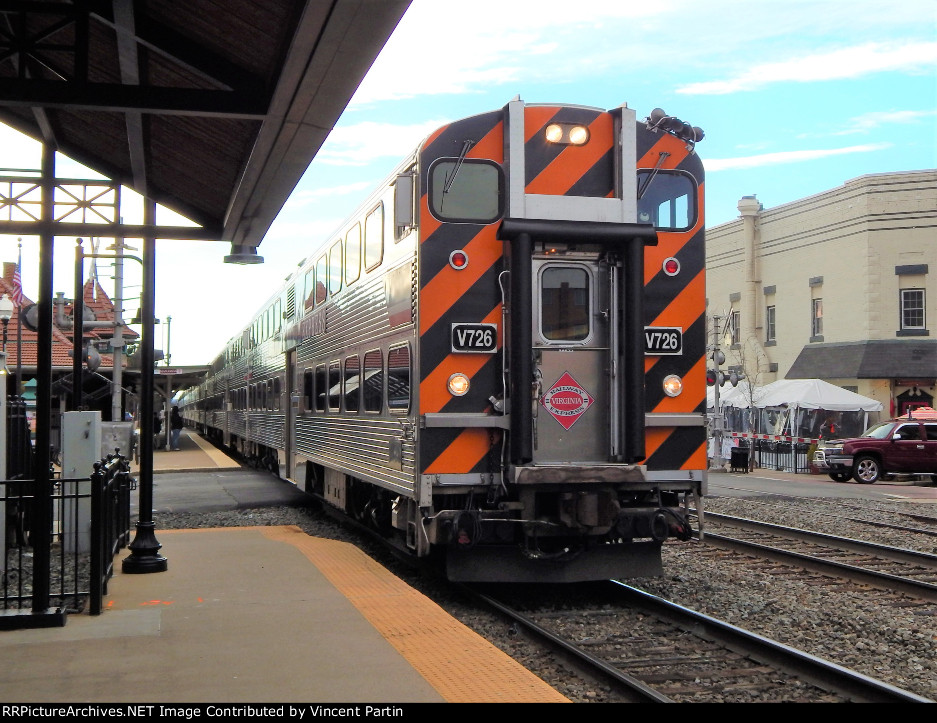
[706,169,937,421]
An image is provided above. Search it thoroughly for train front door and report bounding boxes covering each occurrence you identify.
[531,258,612,464]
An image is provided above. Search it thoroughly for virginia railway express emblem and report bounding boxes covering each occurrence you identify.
[541,372,594,430]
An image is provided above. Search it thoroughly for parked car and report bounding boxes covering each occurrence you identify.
[812,413,937,483]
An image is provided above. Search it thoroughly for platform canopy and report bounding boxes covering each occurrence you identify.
[0,1,411,256]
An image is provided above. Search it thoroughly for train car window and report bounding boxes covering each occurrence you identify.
[328,361,341,411]
[304,269,315,313]
[365,203,384,271]
[540,266,591,341]
[345,223,361,286]
[363,350,383,413]
[636,169,697,231]
[314,365,327,412]
[427,158,503,224]
[268,380,275,411]
[344,355,360,412]
[387,344,411,414]
[315,255,328,305]
[329,241,343,296]
[274,377,281,411]
[303,369,313,412]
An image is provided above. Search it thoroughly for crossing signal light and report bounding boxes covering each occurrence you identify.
[706,369,717,386]
[68,342,101,372]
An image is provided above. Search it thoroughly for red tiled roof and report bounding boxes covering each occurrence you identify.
[1,262,138,372]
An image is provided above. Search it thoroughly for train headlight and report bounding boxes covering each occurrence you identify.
[662,374,683,397]
[448,373,470,396]
[544,123,590,146]
[567,125,589,145]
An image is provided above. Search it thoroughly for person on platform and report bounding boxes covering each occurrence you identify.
[170,405,185,451]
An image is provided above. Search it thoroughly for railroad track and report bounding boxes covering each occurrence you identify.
[707,489,937,541]
[700,511,937,602]
[469,581,932,703]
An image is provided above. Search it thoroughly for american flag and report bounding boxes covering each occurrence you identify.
[10,252,25,306]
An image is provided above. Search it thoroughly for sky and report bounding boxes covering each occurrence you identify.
[1,0,935,367]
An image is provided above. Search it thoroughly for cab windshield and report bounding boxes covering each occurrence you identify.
[861,422,897,439]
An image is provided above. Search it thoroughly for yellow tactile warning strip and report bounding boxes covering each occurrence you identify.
[263,525,571,703]
[187,430,242,467]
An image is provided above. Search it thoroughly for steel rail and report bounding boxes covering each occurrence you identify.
[610,581,934,704]
[701,513,937,602]
[704,511,937,568]
[470,588,674,703]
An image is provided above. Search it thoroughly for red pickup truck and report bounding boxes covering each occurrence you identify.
[812,415,937,483]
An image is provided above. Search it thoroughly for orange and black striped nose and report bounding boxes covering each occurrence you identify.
[522,106,615,198]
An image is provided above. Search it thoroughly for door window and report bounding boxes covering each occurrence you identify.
[540,266,591,341]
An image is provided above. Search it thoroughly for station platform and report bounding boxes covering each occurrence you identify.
[0,430,570,704]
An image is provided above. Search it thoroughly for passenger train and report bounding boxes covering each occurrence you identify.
[179,98,709,582]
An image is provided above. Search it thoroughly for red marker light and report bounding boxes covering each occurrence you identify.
[663,257,680,276]
[449,250,469,270]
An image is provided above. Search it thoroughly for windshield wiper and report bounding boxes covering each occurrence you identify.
[443,139,476,195]
[637,151,670,201]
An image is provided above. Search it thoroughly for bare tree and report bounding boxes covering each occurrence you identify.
[726,337,770,471]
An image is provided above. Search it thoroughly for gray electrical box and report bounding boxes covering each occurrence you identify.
[61,411,102,554]
[101,422,133,460]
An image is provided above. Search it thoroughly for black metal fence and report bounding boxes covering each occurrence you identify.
[729,438,812,474]
[3,396,133,628]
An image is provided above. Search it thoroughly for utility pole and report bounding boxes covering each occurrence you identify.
[710,315,725,469]
[108,235,128,422]
[708,312,745,470]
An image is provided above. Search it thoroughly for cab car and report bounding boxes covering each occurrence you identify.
[812,416,937,483]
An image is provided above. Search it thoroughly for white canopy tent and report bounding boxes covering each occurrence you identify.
[712,379,883,439]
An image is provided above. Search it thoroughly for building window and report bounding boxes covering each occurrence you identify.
[811,298,823,338]
[729,310,740,346]
[765,305,776,343]
[901,289,925,330]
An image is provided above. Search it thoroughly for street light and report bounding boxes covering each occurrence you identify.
[0,293,13,353]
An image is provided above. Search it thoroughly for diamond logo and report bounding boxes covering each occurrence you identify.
[541,371,594,430]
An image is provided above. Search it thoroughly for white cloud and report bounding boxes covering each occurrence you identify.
[838,109,937,134]
[286,181,375,207]
[350,1,670,105]
[314,120,450,166]
[707,143,892,171]
[677,42,937,95]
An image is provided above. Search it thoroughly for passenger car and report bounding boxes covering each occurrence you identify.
[812,412,937,483]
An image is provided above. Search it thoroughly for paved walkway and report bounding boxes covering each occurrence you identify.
[0,434,569,705]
